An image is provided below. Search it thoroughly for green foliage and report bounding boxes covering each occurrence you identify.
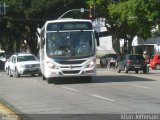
[0,0,88,54]
[1,0,159,54]
[85,0,160,54]
[108,0,160,39]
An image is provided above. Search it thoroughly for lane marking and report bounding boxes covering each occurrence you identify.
[130,84,152,89]
[92,94,116,102]
[62,87,79,92]
[62,87,116,102]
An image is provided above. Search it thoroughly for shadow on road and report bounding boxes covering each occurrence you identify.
[92,75,155,83]
[53,75,155,85]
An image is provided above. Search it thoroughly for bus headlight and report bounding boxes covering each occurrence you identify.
[85,60,95,68]
[46,61,57,69]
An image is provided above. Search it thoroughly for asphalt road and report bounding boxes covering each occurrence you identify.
[0,69,160,120]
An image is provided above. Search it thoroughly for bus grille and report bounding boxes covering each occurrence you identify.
[56,60,85,64]
[62,70,80,74]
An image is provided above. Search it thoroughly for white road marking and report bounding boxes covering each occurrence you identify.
[92,94,116,102]
[62,86,79,92]
[130,84,152,89]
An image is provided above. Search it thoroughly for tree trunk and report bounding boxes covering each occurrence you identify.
[112,33,121,55]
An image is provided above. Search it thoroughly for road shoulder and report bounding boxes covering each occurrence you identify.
[0,101,21,120]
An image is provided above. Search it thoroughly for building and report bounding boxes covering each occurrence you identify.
[132,36,160,56]
[93,18,116,56]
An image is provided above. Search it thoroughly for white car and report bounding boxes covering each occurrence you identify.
[8,52,41,77]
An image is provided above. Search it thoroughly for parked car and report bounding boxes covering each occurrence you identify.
[100,54,118,68]
[117,54,147,73]
[8,52,41,77]
[150,54,160,70]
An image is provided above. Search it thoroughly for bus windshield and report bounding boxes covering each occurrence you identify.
[46,31,95,58]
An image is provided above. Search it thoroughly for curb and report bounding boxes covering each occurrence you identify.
[0,101,21,120]
[0,103,15,114]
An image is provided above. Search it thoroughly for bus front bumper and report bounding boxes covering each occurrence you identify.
[44,67,96,78]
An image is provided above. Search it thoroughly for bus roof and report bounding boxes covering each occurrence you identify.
[46,19,92,24]
[40,19,93,31]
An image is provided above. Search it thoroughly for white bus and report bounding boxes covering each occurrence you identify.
[37,19,96,83]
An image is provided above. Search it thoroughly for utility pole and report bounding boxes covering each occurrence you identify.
[57,8,90,20]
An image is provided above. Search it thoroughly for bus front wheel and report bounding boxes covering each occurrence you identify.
[46,78,52,84]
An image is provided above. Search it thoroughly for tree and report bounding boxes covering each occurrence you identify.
[108,0,160,53]
[86,0,160,54]
[0,0,88,55]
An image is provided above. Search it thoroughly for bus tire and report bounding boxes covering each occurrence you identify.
[9,68,13,77]
[46,78,52,84]
[46,78,53,84]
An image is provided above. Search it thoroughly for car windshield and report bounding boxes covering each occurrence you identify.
[46,31,95,58]
[17,55,37,62]
[129,55,144,60]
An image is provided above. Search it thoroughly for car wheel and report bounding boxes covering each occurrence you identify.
[117,66,121,73]
[9,68,13,77]
[38,73,42,76]
[155,64,160,70]
[15,68,20,78]
[124,66,128,73]
[6,68,9,75]
[42,74,46,80]
[135,70,138,73]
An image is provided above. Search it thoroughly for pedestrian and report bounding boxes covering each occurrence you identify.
[143,51,149,63]
[143,51,150,73]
